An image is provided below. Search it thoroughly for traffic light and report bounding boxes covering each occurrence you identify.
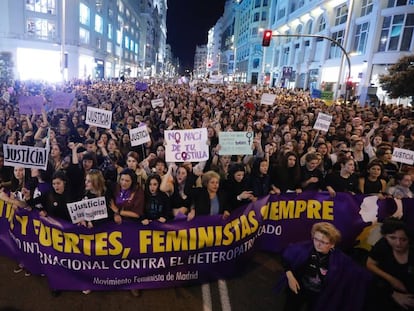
[262,30,272,47]
[345,78,353,91]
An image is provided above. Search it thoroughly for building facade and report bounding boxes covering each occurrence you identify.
[208,0,414,104]
[193,45,208,78]
[0,0,172,82]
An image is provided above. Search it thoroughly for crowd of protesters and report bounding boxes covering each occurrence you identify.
[0,77,414,305]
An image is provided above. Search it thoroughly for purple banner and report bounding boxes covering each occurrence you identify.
[135,81,148,91]
[51,91,76,109]
[18,95,44,115]
[1,193,413,291]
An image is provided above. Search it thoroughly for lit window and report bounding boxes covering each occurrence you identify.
[116,30,122,45]
[79,3,90,26]
[387,0,414,7]
[26,0,56,14]
[335,4,348,26]
[378,14,414,51]
[108,23,112,39]
[95,14,103,34]
[79,27,90,45]
[361,0,373,17]
[26,18,56,39]
[353,22,369,54]
[318,17,326,32]
[330,30,344,58]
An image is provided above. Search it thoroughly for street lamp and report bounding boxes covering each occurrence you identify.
[141,44,147,77]
[60,0,66,81]
[118,22,124,77]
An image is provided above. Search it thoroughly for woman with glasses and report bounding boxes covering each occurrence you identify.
[277,222,370,311]
[351,138,369,176]
[365,217,414,310]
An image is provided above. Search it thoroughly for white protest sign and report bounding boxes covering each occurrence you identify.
[392,147,414,165]
[2,91,10,103]
[313,112,332,132]
[218,132,254,155]
[3,144,48,170]
[164,128,209,162]
[67,197,108,224]
[129,124,151,147]
[208,74,224,85]
[85,106,112,129]
[151,98,164,108]
[260,93,276,105]
[201,88,210,93]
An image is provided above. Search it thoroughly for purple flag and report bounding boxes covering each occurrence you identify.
[135,81,148,91]
[51,91,76,109]
[18,95,44,114]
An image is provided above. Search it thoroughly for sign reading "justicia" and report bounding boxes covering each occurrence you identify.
[3,144,48,170]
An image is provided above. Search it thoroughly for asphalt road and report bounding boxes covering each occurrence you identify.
[0,251,285,311]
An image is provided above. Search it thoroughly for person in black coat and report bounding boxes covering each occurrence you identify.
[250,158,272,198]
[325,157,360,197]
[224,163,255,209]
[43,170,76,222]
[300,152,324,192]
[271,151,302,194]
[141,174,172,224]
[188,170,229,220]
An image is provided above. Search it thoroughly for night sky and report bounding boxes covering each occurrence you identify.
[166,0,226,72]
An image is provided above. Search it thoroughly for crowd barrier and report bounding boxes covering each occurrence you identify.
[1,192,412,291]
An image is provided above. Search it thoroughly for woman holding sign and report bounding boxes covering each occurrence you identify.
[81,169,110,228]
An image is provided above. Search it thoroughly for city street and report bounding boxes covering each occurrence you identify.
[0,251,285,311]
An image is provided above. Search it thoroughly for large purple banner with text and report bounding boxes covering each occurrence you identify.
[1,192,413,291]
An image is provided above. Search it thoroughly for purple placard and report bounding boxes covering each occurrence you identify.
[135,81,148,91]
[18,95,44,115]
[1,193,413,291]
[51,91,76,109]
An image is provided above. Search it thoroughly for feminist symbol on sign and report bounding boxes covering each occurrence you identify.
[246,132,253,145]
[174,132,181,144]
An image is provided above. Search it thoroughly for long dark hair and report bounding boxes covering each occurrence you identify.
[275,151,301,186]
[118,168,138,191]
[144,174,161,197]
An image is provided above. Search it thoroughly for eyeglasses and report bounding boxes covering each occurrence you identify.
[313,237,331,246]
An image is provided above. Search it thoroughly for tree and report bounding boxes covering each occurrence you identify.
[379,54,414,99]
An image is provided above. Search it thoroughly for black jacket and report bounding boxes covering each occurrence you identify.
[192,187,229,216]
